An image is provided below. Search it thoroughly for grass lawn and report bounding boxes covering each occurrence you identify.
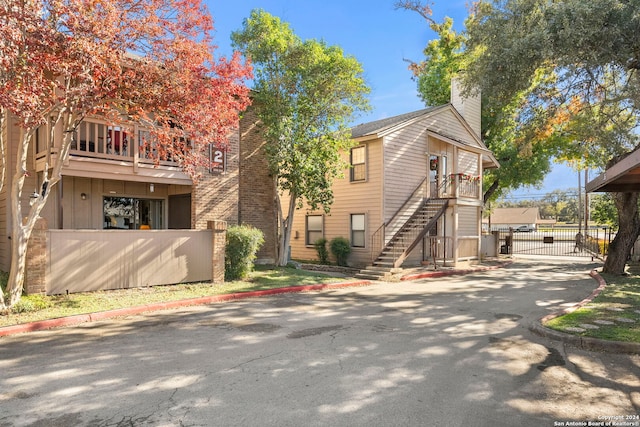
[544,271,640,343]
[0,266,353,328]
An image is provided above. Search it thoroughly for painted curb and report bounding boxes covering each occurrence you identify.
[0,280,371,337]
[529,269,640,355]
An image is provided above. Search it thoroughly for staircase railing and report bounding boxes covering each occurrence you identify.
[389,199,448,268]
[370,177,428,262]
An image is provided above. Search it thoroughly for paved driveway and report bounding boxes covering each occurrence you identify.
[1,257,638,427]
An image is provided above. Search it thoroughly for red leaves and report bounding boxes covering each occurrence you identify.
[1,0,252,176]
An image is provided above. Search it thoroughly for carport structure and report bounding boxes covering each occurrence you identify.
[586,147,640,193]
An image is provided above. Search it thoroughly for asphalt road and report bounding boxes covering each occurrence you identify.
[1,257,638,427]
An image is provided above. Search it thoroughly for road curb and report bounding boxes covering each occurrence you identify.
[0,280,372,337]
[529,269,640,354]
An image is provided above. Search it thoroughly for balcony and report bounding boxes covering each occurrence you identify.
[35,118,192,185]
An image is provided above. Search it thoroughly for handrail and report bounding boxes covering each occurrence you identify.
[370,176,426,262]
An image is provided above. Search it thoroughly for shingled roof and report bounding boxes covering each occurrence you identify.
[350,106,444,138]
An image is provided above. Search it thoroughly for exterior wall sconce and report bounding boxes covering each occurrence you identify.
[81,193,87,200]
[150,183,154,193]
[29,191,39,206]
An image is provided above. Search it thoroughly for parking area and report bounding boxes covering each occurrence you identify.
[1,257,638,426]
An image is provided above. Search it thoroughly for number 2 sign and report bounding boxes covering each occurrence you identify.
[210,146,226,174]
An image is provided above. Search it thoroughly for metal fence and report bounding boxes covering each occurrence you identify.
[494,226,613,258]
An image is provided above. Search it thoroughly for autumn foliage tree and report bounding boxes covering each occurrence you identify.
[0,0,251,308]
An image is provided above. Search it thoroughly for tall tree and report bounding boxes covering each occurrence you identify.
[396,2,566,203]
[231,9,370,266]
[0,0,251,308]
[463,0,640,273]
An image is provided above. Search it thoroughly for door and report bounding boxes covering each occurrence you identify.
[429,155,447,197]
[168,194,192,229]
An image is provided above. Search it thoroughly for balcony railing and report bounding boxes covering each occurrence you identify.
[449,174,480,199]
[61,119,177,166]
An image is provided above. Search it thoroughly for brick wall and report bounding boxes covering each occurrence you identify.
[192,130,240,230]
[24,217,48,295]
[238,108,278,264]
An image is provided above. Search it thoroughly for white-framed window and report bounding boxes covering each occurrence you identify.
[350,145,366,182]
[351,213,366,248]
[306,215,324,246]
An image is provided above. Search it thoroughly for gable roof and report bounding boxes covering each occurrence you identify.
[489,207,540,224]
[350,106,445,139]
[350,104,499,169]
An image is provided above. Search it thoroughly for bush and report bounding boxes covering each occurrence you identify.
[11,294,51,313]
[225,225,265,281]
[314,238,330,264]
[330,237,351,266]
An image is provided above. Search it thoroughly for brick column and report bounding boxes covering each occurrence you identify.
[208,220,227,284]
[25,217,48,295]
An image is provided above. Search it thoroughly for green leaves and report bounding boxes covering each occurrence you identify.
[232,9,370,213]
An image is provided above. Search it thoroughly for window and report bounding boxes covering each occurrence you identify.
[104,197,164,230]
[351,214,366,248]
[350,145,366,182]
[306,215,324,245]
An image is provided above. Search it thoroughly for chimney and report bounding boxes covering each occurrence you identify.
[451,78,482,139]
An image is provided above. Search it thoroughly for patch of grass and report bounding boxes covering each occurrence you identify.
[0,265,351,328]
[544,272,640,343]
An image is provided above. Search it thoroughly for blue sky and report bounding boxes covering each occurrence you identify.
[205,0,577,198]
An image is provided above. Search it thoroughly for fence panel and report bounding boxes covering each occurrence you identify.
[48,229,213,295]
[494,227,611,258]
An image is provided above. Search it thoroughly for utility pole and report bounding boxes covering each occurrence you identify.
[585,168,589,235]
[577,169,582,234]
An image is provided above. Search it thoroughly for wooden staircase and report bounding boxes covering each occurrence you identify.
[355,198,449,280]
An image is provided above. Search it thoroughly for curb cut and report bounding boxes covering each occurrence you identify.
[400,260,514,281]
[0,280,371,338]
[529,269,640,354]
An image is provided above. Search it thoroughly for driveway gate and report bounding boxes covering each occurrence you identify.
[496,227,612,258]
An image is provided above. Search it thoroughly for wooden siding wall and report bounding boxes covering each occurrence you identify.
[47,229,213,294]
[458,206,478,236]
[458,150,479,176]
[48,176,190,230]
[287,139,383,267]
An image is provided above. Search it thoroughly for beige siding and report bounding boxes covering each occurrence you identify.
[458,205,478,236]
[288,139,383,267]
[48,229,212,294]
[383,121,430,222]
[458,150,479,176]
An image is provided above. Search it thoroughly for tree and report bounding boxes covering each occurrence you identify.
[396,2,569,204]
[231,9,370,266]
[462,0,640,274]
[590,193,618,229]
[0,0,252,308]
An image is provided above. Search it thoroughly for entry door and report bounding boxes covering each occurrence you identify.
[168,194,192,229]
[429,155,447,197]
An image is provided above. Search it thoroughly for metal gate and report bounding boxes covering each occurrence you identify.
[496,227,612,258]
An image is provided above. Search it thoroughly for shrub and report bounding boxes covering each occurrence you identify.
[11,294,50,313]
[314,238,330,264]
[330,237,351,266]
[225,225,265,281]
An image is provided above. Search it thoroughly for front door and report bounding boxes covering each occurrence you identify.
[429,155,447,197]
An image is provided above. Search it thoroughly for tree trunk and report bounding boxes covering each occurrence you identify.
[483,178,500,205]
[602,192,640,274]
[278,194,296,267]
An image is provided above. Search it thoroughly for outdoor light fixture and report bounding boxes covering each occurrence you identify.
[150,183,154,193]
[29,191,39,206]
[81,193,87,200]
